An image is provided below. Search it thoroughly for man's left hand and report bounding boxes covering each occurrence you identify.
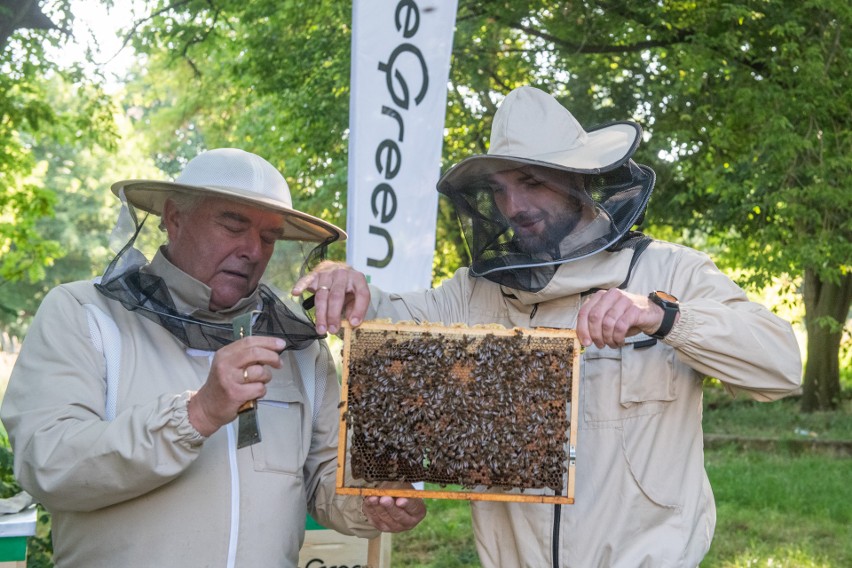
[362,495,427,533]
[291,260,370,335]
[577,288,673,348]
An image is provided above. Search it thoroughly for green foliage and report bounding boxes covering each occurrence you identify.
[123,0,353,242]
[0,431,19,498]
[124,0,851,288]
[0,82,136,337]
[0,1,120,336]
[119,1,849,402]
[0,431,52,566]
[445,1,852,289]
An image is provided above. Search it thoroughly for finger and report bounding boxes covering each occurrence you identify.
[324,279,352,334]
[230,337,286,369]
[576,298,593,347]
[394,496,426,525]
[607,295,640,347]
[365,495,425,532]
[320,271,363,334]
[240,363,274,385]
[598,295,627,347]
[343,274,370,327]
[290,260,342,296]
[290,272,316,296]
[577,291,606,348]
[363,496,399,531]
[312,284,332,335]
[584,290,619,349]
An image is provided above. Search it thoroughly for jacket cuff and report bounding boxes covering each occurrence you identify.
[172,391,206,449]
[662,304,695,348]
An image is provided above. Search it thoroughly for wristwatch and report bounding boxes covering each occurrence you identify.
[648,291,679,339]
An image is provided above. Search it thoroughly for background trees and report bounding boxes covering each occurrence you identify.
[2,0,849,409]
[0,0,121,337]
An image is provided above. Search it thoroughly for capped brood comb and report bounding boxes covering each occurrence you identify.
[336,320,579,504]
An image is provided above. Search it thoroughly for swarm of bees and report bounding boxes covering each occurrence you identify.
[341,321,576,496]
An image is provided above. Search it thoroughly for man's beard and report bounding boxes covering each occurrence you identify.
[512,209,584,255]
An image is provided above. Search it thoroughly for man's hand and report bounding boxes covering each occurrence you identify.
[291,260,371,335]
[188,336,285,436]
[577,289,674,348]
[362,495,427,533]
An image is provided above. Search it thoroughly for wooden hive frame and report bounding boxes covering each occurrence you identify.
[336,320,580,504]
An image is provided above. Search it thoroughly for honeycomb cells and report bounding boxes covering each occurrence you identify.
[345,327,574,494]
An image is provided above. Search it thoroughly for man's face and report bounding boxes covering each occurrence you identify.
[163,196,286,311]
[489,168,590,254]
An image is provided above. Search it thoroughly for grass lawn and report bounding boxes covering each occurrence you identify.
[702,447,851,567]
[391,387,852,567]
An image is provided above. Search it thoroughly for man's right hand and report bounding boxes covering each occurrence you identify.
[291,261,371,335]
[188,336,285,437]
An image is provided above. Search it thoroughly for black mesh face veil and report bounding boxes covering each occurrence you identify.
[438,160,655,293]
[95,200,338,352]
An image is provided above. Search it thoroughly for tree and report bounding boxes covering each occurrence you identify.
[1,1,66,295]
[125,0,848,409]
[0,0,119,334]
[449,1,850,410]
[122,0,354,238]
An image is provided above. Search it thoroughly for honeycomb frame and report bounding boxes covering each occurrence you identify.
[336,320,579,504]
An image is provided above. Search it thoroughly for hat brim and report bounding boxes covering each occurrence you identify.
[111,180,346,243]
[438,121,641,195]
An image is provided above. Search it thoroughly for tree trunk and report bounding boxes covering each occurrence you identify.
[0,0,58,51]
[801,268,852,411]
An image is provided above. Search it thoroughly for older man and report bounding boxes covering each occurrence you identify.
[295,87,802,567]
[1,148,424,567]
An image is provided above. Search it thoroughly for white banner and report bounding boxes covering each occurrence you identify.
[346,0,458,291]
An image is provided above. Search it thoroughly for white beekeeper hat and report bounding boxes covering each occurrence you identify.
[112,148,345,243]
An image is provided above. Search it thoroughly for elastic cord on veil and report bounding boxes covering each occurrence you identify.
[95,190,333,351]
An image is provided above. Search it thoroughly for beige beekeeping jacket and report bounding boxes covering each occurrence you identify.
[0,252,375,568]
[367,240,802,568]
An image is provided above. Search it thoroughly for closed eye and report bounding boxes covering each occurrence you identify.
[261,234,279,245]
[518,173,545,189]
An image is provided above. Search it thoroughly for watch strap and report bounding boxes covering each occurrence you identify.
[648,291,679,339]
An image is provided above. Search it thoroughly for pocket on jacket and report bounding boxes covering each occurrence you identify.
[582,341,676,424]
[251,383,306,475]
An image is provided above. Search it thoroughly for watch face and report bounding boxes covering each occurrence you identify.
[654,291,678,303]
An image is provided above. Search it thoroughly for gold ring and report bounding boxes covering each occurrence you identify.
[243,368,249,383]
[318,285,330,291]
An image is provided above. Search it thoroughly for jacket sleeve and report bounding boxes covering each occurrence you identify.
[0,286,205,512]
[302,339,378,538]
[661,246,802,401]
[366,267,474,324]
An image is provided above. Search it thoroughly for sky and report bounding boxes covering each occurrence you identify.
[50,0,141,90]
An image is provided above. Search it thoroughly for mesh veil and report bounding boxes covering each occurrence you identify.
[439,160,655,293]
[95,196,337,352]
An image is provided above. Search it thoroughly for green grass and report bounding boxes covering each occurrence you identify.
[702,380,852,441]
[393,497,479,567]
[702,446,851,567]
[391,449,852,568]
[390,388,852,568]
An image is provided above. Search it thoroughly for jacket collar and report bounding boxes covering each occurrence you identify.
[143,248,261,322]
[503,247,636,306]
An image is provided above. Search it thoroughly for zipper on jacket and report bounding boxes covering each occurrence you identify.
[226,423,239,568]
[552,503,561,567]
[531,301,562,566]
[193,350,240,568]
